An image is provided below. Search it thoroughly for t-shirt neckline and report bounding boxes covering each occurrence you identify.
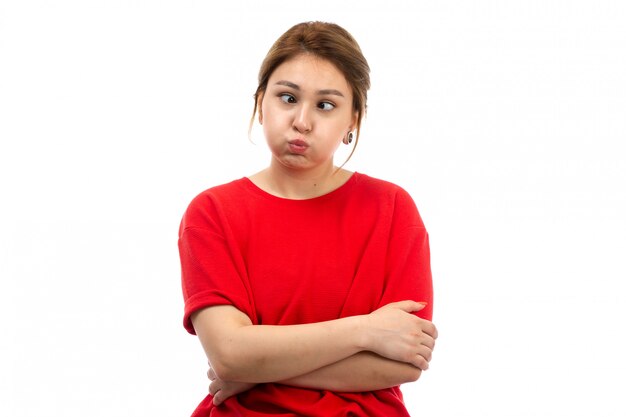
[241,172,360,203]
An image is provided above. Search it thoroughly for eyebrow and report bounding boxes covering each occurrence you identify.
[274,80,345,98]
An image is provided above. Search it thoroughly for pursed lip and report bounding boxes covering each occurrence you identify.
[287,139,310,154]
[287,139,309,147]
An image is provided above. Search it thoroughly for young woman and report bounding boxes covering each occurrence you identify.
[178,21,437,417]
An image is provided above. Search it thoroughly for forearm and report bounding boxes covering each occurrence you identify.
[193,301,434,386]
[280,351,422,392]
[193,306,367,384]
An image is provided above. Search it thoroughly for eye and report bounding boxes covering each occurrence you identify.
[318,101,335,111]
[279,93,296,104]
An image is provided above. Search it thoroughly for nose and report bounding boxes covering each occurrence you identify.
[292,104,312,133]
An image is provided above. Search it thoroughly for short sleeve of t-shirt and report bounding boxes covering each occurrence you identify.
[178,191,254,334]
[379,187,433,321]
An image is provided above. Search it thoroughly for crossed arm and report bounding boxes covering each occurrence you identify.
[191,300,438,405]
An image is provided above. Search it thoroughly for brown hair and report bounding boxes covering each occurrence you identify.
[250,21,371,164]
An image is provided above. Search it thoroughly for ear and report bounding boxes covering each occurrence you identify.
[348,111,358,132]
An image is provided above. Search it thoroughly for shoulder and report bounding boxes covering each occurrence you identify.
[180,178,248,231]
[192,178,248,203]
[354,173,416,204]
[353,173,425,228]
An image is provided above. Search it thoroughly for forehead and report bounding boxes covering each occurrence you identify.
[268,54,352,95]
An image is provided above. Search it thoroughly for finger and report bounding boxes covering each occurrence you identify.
[207,367,217,381]
[421,321,438,338]
[419,334,436,350]
[393,300,427,313]
[209,380,220,396]
[417,345,433,362]
[412,353,430,371]
[212,389,223,406]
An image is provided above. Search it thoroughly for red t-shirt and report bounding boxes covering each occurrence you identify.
[178,172,433,417]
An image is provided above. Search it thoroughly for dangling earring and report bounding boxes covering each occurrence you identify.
[343,132,354,145]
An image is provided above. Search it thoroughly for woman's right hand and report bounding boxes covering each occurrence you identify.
[364,300,438,370]
[208,366,257,406]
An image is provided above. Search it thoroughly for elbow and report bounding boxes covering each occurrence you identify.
[376,362,423,387]
[210,350,243,382]
[210,358,235,381]
[210,346,254,382]
[401,367,422,384]
[406,367,422,383]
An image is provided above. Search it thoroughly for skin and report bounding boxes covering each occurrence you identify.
[249,53,357,199]
[193,54,438,406]
[197,302,436,405]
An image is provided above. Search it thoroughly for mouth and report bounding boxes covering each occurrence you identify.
[287,139,309,154]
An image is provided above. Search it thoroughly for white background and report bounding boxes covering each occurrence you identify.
[1,1,625,416]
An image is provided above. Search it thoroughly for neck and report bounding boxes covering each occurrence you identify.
[254,159,350,200]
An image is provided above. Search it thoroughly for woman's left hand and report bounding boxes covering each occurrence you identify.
[208,367,257,406]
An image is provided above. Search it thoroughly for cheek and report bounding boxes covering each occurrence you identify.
[261,121,273,141]
[321,120,348,141]
[261,114,284,143]
[261,106,287,129]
